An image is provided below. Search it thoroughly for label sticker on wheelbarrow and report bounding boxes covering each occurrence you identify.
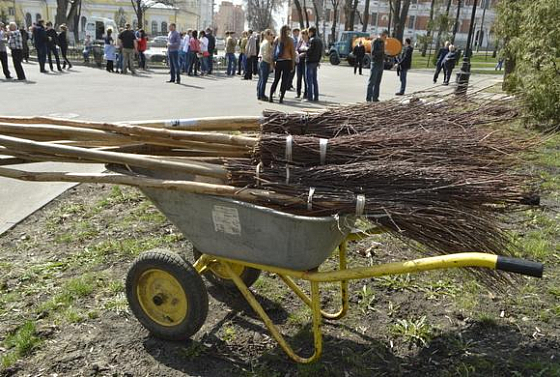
[212,206,242,235]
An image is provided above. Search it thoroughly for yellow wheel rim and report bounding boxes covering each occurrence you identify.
[136,269,188,327]
[209,261,245,281]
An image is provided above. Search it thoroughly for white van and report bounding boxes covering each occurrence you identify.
[84,17,119,41]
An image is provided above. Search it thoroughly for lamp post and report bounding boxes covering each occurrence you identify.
[455,0,478,95]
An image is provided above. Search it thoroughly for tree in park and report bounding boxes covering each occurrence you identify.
[55,0,82,42]
[496,0,560,128]
[245,0,283,31]
[390,0,412,43]
[330,0,341,44]
[131,0,176,31]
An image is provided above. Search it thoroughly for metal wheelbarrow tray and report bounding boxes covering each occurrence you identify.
[111,165,545,364]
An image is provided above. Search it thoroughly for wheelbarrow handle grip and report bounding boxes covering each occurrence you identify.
[495,256,544,278]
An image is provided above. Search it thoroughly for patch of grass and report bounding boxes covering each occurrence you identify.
[391,316,433,347]
[296,362,329,376]
[455,281,482,313]
[103,294,128,313]
[420,277,461,299]
[65,276,96,297]
[107,280,125,294]
[181,341,207,360]
[375,274,418,292]
[355,284,376,314]
[64,307,86,323]
[474,312,498,327]
[1,321,42,368]
[287,306,312,326]
[516,231,553,260]
[221,322,237,344]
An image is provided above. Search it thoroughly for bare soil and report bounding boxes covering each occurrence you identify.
[0,181,558,377]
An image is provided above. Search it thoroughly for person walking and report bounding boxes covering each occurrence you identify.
[295,29,309,99]
[206,27,215,74]
[32,20,48,73]
[180,30,190,73]
[442,44,457,85]
[244,30,258,80]
[118,24,137,75]
[0,23,12,79]
[257,29,274,101]
[166,23,181,83]
[269,25,296,103]
[238,31,247,75]
[137,29,148,70]
[305,26,323,102]
[58,24,72,69]
[366,30,387,102]
[104,29,116,72]
[225,31,237,76]
[7,22,25,80]
[45,21,62,72]
[353,39,366,75]
[395,37,413,95]
[433,41,450,83]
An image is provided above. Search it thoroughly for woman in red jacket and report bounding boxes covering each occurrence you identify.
[137,29,148,70]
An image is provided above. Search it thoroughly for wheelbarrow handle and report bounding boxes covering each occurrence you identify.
[496,256,544,278]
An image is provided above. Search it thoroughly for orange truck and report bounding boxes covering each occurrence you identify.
[328,31,402,69]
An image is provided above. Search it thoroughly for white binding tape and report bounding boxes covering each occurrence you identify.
[307,187,316,211]
[285,135,293,162]
[164,119,196,128]
[285,165,290,184]
[355,194,366,216]
[319,138,328,165]
[255,162,263,187]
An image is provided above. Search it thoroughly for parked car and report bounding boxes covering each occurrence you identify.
[144,46,167,64]
[150,36,168,48]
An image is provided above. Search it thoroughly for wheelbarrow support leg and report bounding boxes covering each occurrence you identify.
[221,261,324,363]
[278,241,350,320]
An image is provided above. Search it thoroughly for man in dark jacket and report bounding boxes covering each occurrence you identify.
[395,38,413,95]
[32,20,48,73]
[366,30,387,102]
[442,44,457,85]
[206,28,215,74]
[353,40,366,75]
[305,26,323,102]
[45,21,62,71]
[433,40,449,83]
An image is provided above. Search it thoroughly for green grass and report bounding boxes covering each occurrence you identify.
[390,316,434,347]
[1,321,42,368]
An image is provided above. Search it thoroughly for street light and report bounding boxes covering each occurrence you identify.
[455,0,478,95]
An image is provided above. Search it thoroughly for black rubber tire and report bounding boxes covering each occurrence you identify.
[192,248,261,289]
[329,52,341,65]
[126,249,208,341]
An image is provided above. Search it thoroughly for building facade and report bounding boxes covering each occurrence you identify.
[0,0,202,41]
[214,1,244,38]
[289,0,497,49]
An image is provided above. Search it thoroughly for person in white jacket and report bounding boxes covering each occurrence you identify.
[199,30,209,75]
[180,30,190,73]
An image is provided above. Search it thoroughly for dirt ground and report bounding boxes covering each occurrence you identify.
[0,137,559,376]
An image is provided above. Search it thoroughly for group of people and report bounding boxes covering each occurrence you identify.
[31,19,73,74]
[433,41,459,85]
[102,23,149,75]
[221,25,323,103]
[168,26,217,83]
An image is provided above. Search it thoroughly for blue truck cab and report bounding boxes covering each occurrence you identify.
[328,31,370,65]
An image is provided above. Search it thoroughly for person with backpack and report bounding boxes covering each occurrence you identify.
[269,25,296,103]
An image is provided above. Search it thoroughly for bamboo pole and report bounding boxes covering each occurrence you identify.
[0,167,299,205]
[0,135,227,179]
[0,122,254,152]
[0,115,262,132]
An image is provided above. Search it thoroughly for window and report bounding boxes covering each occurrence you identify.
[407,15,415,29]
[35,13,42,22]
[25,13,32,27]
[8,7,15,16]
[81,16,87,32]
[161,21,167,33]
[151,21,158,35]
[371,12,377,26]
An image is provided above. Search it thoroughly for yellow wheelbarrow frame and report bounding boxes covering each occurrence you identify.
[193,231,543,364]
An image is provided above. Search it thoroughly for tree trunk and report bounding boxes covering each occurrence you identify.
[388,0,393,36]
[394,0,411,43]
[476,0,487,52]
[348,0,359,29]
[293,0,305,29]
[451,0,462,44]
[362,0,371,32]
[421,0,436,56]
[312,0,321,29]
[303,0,310,28]
[131,0,143,31]
[331,4,338,44]
[343,0,353,30]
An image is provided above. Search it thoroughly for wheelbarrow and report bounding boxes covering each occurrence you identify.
[117,166,544,363]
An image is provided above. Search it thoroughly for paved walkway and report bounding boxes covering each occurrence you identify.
[0,61,503,234]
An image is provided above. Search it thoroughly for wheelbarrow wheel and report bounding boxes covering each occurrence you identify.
[192,248,261,289]
[126,249,208,341]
